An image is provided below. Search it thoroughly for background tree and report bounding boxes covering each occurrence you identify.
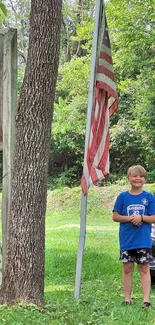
[0,0,62,305]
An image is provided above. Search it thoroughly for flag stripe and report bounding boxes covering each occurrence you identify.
[96,81,118,106]
[91,91,109,166]
[99,51,113,65]
[100,44,111,56]
[97,132,109,169]
[97,65,115,82]
[99,58,114,73]
[96,74,117,93]
[88,91,106,159]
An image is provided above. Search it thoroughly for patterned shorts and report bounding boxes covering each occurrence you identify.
[120,248,153,264]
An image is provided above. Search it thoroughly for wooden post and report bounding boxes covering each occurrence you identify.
[0,28,17,278]
[0,34,3,152]
[0,30,3,285]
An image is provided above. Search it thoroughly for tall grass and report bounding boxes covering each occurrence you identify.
[0,184,155,324]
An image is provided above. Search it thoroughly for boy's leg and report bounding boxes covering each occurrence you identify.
[122,262,134,303]
[138,264,151,303]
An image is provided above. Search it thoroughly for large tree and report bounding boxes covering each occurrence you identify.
[0,0,62,304]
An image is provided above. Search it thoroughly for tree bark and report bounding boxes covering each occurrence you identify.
[0,0,62,305]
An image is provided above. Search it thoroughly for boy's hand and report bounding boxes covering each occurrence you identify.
[129,214,142,226]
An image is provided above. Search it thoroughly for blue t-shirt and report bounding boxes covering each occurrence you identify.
[113,190,155,251]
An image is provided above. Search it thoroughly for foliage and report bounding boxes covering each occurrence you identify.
[110,118,146,174]
[131,74,155,170]
[147,170,155,185]
[52,56,90,177]
[0,1,7,16]
[106,0,154,79]
[106,0,155,174]
[1,184,155,323]
[47,167,80,190]
[0,1,7,26]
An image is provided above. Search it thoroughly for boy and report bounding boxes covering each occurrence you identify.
[113,165,155,308]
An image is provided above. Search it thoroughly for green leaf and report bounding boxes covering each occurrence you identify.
[0,2,7,16]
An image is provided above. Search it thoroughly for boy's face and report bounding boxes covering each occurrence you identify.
[128,172,146,189]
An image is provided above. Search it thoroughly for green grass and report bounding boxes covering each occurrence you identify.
[1,184,155,324]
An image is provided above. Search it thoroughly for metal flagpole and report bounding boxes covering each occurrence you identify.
[74,0,102,300]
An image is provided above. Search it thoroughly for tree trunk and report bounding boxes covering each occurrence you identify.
[75,0,83,57]
[0,0,62,305]
[62,18,71,62]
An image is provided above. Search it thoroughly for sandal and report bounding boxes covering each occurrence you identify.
[142,302,152,310]
[122,301,131,306]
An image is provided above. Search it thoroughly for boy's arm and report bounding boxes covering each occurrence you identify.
[113,213,155,225]
[113,211,131,223]
[140,215,155,224]
[113,212,143,226]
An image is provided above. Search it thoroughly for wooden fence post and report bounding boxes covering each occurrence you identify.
[0,29,3,285]
[0,28,17,282]
[0,33,3,152]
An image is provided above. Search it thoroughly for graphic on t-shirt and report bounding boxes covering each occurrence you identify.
[142,198,149,205]
[127,204,145,216]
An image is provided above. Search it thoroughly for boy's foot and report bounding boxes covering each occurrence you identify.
[122,301,131,306]
[142,302,152,310]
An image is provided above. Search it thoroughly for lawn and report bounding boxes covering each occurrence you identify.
[0,184,155,324]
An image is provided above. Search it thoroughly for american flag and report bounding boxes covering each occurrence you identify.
[81,2,118,195]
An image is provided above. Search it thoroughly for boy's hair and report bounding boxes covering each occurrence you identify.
[127,165,147,179]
